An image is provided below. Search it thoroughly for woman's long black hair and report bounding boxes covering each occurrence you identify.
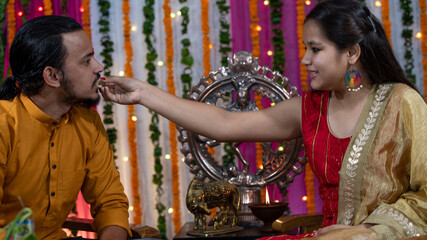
[0,15,83,100]
[305,0,417,91]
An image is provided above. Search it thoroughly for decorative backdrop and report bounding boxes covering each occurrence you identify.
[2,0,427,239]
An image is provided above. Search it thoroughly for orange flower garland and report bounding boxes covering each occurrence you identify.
[7,0,16,51]
[381,0,392,46]
[82,0,91,40]
[122,0,142,225]
[201,0,215,158]
[419,0,427,102]
[297,1,315,214]
[249,0,265,201]
[162,0,181,233]
[43,0,53,15]
[296,0,308,92]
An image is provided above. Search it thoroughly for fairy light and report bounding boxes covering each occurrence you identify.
[129,206,134,211]
[157,61,164,66]
[168,208,174,214]
[263,0,269,5]
[79,6,84,13]
[131,115,138,122]
[17,11,23,16]
[416,32,422,39]
[305,0,311,5]
[267,50,273,56]
[271,102,276,107]
[181,157,186,162]
[170,12,176,18]
[274,200,279,203]
[209,44,214,49]
[165,154,171,160]
[278,146,284,152]
[118,71,125,76]
[302,196,308,201]
[177,11,182,16]
[38,6,44,12]
[131,25,138,32]
[375,1,382,7]
[256,25,262,32]
[123,156,129,162]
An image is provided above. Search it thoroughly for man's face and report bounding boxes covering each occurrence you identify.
[60,30,103,108]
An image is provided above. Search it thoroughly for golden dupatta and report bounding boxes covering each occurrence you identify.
[336,84,427,239]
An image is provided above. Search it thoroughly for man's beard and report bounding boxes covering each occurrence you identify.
[60,72,101,108]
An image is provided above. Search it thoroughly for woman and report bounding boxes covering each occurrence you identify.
[100,0,427,239]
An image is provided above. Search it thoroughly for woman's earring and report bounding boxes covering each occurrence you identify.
[344,68,363,92]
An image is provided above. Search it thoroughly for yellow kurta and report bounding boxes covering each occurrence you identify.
[0,94,130,239]
[336,84,427,239]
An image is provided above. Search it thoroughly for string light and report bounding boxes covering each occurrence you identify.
[79,6,84,13]
[209,44,213,49]
[38,6,44,12]
[274,200,279,203]
[131,115,138,122]
[157,61,164,66]
[263,0,269,5]
[278,146,284,152]
[302,196,308,201]
[168,208,174,214]
[267,50,273,56]
[123,156,129,162]
[271,102,276,107]
[256,25,262,32]
[181,157,186,162]
[170,12,176,18]
[305,0,311,5]
[118,71,125,76]
[416,32,422,39]
[165,154,171,160]
[17,11,23,16]
[375,1,382,7]
[131,25,137,32]
[129,206,134,211]
[177,11,182,16]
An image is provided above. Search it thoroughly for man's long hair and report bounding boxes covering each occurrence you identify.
[0,15,83,100]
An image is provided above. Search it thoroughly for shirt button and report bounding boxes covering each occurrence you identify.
[51,142,54,147]
[52,164,57,169]
[51,192,55,197]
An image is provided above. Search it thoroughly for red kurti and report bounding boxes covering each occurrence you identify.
[301,91,350,227]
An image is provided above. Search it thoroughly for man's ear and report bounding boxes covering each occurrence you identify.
[43,66,62,88]
[348,43,361,65]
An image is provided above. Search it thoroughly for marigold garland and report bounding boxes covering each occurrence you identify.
[201,0,216,159]
[419,0,427,101]
[248,0,265,202]
[163,0,181,234]
[43,0,53,15]
[381,0,392,46]
[296,0,308,92]
[297,0,315,214]
[82,0,91,40]
[7,0,16,53]
[122,0,142,225]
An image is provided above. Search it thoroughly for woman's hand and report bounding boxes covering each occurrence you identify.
[317,223,373,236]
[99,76,144,105]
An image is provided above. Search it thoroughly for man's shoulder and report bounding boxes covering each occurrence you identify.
[0,99,16,114]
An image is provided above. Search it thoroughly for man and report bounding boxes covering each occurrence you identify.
[0,16,130,239]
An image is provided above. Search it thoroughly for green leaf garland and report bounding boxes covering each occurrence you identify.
[400,0,416,83]
[143,0,166,238]
[97,0,118,163]
[179,2,193,99]
[269,0,286,74]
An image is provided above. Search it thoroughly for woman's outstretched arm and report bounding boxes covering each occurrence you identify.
[100,76,302,142]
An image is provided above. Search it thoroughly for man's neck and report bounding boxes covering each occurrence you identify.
[29,92,71,121]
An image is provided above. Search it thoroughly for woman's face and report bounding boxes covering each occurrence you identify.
[302,20,350,92]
